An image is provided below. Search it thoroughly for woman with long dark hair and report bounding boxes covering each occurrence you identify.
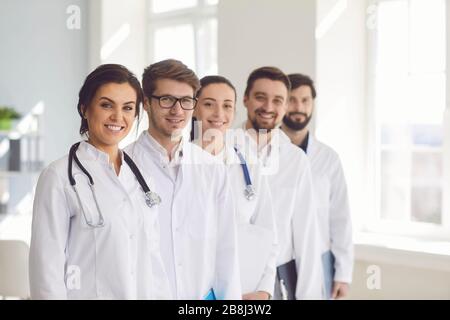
[29,64,170,300]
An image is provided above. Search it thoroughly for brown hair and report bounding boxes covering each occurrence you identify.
[142,59,200,98]
[244,66,291,97]
[196,75,237,101]
[288,73,317,99]
[77,64,143,135]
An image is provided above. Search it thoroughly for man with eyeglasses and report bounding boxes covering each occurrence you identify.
[125,59,241,300]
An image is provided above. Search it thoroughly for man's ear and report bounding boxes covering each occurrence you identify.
[143,97,151,112]
[243,95,249,109]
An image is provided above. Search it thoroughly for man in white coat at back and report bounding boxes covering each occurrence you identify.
[240,67,323,299]
[281,73,353,299]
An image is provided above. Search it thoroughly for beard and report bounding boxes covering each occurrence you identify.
[249,109,278,132]
[282,112,312,131]
[250,118,274,133]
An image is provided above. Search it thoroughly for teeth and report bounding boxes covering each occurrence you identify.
[259,113,274,119]
[209,121,224,126]
[106,125,123,131]
[167,119,182,123]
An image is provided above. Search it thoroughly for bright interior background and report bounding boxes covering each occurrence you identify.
[0,0,449,299]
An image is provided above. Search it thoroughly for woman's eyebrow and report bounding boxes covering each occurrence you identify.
[99,97,115,103]
[99,97,135,105]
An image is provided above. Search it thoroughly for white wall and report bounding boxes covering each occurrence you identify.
[218,0,317,127]
[0,0,89,164]
[87,0,149,146]
[315,0,368,230]
[89,0,148,75]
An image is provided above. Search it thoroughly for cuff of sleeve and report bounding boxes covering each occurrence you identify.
[256,274,276,297]
[334,268,353,284]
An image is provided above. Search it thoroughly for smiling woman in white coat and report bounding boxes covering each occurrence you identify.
[192,76,278,300]
[29,64,171,300]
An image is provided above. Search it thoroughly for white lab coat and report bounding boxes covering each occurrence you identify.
[238,128,323,299]
[306,135,353,285]
[29,141,171,300]
[125,131,241,300]
[218,145,278,296]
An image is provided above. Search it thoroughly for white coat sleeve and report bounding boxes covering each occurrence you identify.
[214,166,242,300]
[293,159,324,299]
[29,166,71,299]
[329,155,354,283]
[251,176,278,296]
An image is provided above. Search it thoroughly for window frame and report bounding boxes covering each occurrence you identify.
[365,0,450,241]
[147,0,218,76]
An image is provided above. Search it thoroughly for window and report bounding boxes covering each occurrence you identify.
[369,0,448,237]
[148,0,218,77]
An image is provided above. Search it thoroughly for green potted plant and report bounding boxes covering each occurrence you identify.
[0,106,21,131]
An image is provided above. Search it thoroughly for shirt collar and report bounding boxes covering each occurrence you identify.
[299,131,310,153]
[242,126,292,153]
[77,140,124,165]
[138,130,184,166]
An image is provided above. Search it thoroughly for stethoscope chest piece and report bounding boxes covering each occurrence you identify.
[234,146,257,202]
[244,185,256,201]
[145,191,162,208]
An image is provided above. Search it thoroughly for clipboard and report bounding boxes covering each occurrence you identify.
[204,288,216,300]
[322,250,336,299]
[276,259,297,300]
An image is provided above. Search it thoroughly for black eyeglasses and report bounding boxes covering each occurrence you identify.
[151,95,197,110]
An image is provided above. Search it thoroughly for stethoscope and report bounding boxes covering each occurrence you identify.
[67,142,162,228]
[233,147,256,201]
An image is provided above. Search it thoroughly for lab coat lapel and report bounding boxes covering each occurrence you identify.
[172,141,191,227]
[306,133,317,157]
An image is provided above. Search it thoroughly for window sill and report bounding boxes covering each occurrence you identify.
[354,232,450,272]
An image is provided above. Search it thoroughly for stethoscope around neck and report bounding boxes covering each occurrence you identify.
[67,142,162,228]
[233,147,256,201]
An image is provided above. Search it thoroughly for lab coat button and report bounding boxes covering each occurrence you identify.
[129,234,135,240]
